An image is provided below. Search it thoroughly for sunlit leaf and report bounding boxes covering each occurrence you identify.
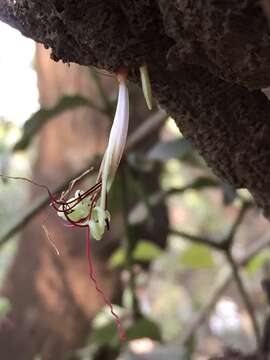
[179,244,215,269]
[109,241,163,268]
[245,251,270,276]
[90,320,119,348]
[109,248,126,268]
[90,306,125,348]
[126,318,162,341]
[133,241,163,262]
[14,95,94,151]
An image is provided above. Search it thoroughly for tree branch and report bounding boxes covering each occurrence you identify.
[182,232,270,345]
[226,251,261,346]
[223,201,252,249]
[169,229,223,251]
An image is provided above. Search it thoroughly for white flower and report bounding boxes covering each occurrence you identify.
[57,190,90,223]
[89,206,111,240]
[56,71,130,241]
[100,73,129,204]
[94,72,129,239]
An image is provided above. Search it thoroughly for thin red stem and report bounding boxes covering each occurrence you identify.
[0,174,123,337]
[86,226,126,342]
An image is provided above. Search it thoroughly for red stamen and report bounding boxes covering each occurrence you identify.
[0,174,124,339]
[86,226,126,342]
[52,181,102,213]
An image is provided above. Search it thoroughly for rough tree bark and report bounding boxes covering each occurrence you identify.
[1,0,270,214]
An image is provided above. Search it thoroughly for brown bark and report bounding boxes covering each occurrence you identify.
[1,0,270,214]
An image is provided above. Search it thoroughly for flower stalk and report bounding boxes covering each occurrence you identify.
[56,69,129,241]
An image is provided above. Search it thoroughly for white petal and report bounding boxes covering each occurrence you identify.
[100,79,129,210]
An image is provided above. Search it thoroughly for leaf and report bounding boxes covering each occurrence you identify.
[126,318,162,341]
[133,241,163,262]
[109,248,126,268]
[179,244,215,269]
[14,95,94,151]
[90,320,119,348]
[90,306,125,348]
[0,296,11,316]
[245,251,270,276]
[146,138,192,162]
[109,241,163,269]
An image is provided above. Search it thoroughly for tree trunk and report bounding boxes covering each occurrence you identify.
[0,45,119,360]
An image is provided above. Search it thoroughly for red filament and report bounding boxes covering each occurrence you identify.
[86,226,126,342]
[0,174,126,341]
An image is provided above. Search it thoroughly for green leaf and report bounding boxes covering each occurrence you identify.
[126,318,162,341]
[109,248,126,268]
[179,244,215,269]
[14,95,95,151]
[0,296,11,316]
[109,241,163,269]
[245,251,270,276]
[90,320,119,348]
[90,306,125,348]
[146,138,192,162]
[133,241,163,262]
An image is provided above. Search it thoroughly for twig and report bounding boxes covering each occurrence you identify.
[222,201,251,249]
[226,250,261,346]
[182,269,232,344]
[260,314,270,358]
[182,232,270,345]
[125,109,167,151]
[148,177,220,207]
[128,177,220,224]
[169,228,223,250]
[168,190,259,346]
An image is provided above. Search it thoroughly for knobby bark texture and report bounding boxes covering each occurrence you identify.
[2,0,270,214]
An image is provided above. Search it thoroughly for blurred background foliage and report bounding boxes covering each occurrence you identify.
[0,23,270,360]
